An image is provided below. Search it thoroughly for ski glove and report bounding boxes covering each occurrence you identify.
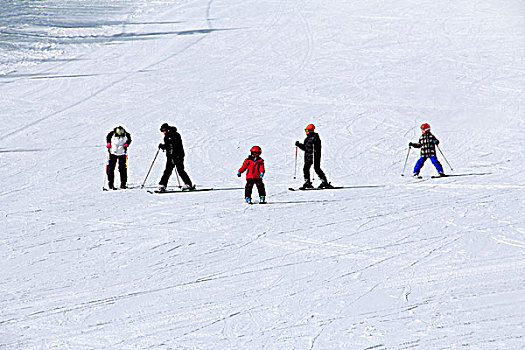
[433,140,440,145]
[409,142,415,147]
[106,143,111,148]
[158,143,165,150]
[260,172,264,178]
[237,172,241,177]
[124,143,129,148]
[295,141,300,147]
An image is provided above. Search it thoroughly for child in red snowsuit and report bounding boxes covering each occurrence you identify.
[237,146,266,204]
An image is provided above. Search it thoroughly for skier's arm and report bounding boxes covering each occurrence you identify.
[238,159,248,174]
[409,141,421,148]
[260,160,265,176]
[106,131,114,150]
[295,141,305,151]
[125,132,132,147]
[432,135,440,145]
[158,134,167,150]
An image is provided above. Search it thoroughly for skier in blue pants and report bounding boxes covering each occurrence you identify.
[409,123,446,177]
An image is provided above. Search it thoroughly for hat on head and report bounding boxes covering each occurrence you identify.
[250,145,262,155]
[420,123,431,132]
[305,124,315,133]
[115,126,125,135]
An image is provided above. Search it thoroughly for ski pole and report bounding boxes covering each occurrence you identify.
[401,146,411,176]
[293,146,298,179]
[141,148,160,189]
[312,143,315,181]
[173,165,182,189]
[437,145,453,171]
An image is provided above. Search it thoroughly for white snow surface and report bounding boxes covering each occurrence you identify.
[1,1,524,349]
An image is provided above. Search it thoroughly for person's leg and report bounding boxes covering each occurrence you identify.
[413,157,426,175]
[107,154,117,188]
[118,155,127,187]
[175,158,193,187]
[245,179,255,199]
[313,155,327,182]
[303,158,313,184]
[255,179,266,197]
[159,157,174,186]
[430,156,444,174]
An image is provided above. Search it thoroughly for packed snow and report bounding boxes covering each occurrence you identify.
[1,0,524,349]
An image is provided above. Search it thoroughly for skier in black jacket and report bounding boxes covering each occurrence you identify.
[295,124,332,189]
[158,123,194,191]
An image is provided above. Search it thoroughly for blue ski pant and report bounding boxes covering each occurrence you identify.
[413,156,443,174]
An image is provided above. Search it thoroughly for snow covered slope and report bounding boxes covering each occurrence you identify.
[1,0,524,348]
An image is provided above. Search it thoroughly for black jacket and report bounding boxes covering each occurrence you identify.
[160,126,185,158]
[296,132,322,162]
[411,132,439,157]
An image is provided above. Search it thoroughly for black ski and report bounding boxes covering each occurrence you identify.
[147,188,213,194]
[288,186,343,191]
[431,173,489,178]
[103,185,153,191]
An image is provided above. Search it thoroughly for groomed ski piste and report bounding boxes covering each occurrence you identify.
[1,1,524,349]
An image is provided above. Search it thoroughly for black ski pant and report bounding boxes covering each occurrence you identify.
[107,154,127,187]
[303,155,326,182]
[160,156,192,187]
[245,178,266,198]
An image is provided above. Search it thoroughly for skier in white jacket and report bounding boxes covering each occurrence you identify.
[106,126,132,189]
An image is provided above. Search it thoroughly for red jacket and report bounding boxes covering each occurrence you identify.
[238,156,265,179]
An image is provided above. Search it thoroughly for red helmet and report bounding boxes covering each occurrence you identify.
[420,123,431,132]
[250,146,262,155]
[305,124,315,133]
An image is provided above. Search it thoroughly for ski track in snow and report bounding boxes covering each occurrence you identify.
[1,0,524,349]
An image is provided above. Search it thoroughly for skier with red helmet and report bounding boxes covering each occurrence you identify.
[409,123,446,177]
[237,146,266,204]
[295,124,333,189]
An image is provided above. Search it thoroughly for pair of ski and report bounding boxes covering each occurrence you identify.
[103,185,140,191]
[288,185,343,191]
[247,200,267,205]
[414,174,449,179]
[147,188,213,194]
